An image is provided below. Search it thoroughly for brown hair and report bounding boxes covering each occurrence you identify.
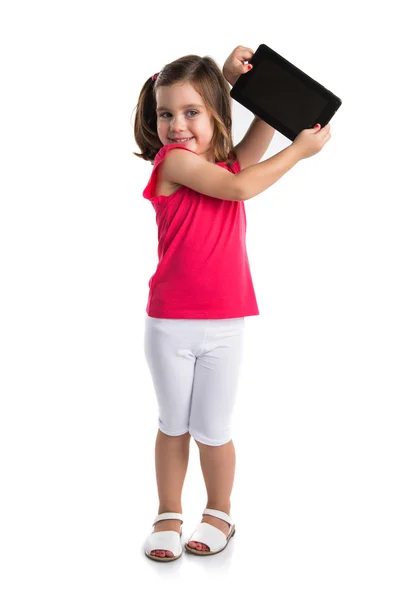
[131,54,237,168]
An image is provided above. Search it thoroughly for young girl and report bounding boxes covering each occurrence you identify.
[132,45,331,562]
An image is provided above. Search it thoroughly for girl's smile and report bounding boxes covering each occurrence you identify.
[168,136,195,143]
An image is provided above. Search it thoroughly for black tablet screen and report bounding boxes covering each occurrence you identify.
[242,58,329,130]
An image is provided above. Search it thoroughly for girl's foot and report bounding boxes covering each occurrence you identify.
[150,518,182,559]
[187,513,230,552]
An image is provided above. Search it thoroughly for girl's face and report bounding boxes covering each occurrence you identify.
[155,82,215,162]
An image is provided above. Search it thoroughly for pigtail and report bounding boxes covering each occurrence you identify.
[132,76,162,164]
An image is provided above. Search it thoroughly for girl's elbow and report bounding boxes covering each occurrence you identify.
[236,183,249,202]
[233,178,247,202]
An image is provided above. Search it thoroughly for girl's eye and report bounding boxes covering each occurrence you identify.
[159,110,198,118]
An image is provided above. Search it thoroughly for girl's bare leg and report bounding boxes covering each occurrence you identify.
[187,439,235,552]
[150,430,191,558]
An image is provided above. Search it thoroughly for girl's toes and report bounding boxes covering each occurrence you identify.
[188,541,209,551]
[150,549,174,558]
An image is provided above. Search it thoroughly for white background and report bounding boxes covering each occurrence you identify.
[1,1,399,598]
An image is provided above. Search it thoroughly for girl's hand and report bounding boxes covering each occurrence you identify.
[222,45,254,87]
[292,124,332,159]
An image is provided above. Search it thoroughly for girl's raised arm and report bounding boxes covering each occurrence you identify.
[160,149,242,202]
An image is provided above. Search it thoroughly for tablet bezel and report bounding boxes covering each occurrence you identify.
[230,44,342,141]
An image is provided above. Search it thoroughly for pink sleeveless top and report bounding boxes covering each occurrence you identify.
[143,143,259,319]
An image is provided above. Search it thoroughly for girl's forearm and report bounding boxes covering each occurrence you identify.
[235,144,302,201]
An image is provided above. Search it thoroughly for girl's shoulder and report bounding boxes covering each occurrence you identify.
[151,144,191,197]
[154,143,194,163]
[153,145,184,198]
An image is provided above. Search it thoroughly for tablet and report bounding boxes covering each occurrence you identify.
[230,44,342,141]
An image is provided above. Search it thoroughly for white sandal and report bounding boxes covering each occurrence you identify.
[144,512,183,562]
[185,508,236,556]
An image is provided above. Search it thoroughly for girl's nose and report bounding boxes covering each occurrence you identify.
[169,117,186,131]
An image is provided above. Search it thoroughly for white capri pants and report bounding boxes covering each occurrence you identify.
[144,316,246,446]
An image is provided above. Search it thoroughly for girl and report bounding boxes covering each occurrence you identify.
[132,45,331,562]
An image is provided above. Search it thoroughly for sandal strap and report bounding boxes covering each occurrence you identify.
[145,530,182,557]
[153,512,183,526]
[187,522,230,552]
[203,508,233,526]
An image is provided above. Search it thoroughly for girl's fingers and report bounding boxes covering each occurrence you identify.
[233,45,254,62]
